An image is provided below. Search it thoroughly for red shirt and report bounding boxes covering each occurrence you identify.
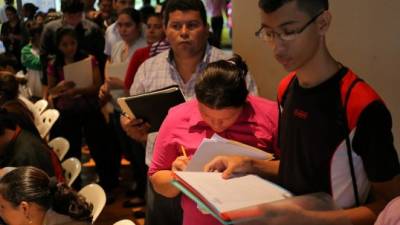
[124,45,151,90]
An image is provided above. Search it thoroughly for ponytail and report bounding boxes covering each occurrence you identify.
[0,167,93,222]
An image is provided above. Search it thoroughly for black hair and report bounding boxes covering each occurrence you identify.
[0,74,19,104]
[23,3,39,19]
[140,5,155,23]
[163,0,207,27]
[258,0,328,16]
[34,11,46,20]
[118,7,142,25]
[0,167,93,221]
[26,21,43,39]
[195,54,249,109]
[146,12,162,23]
[0,109,18,135]
[5,5,18,15]
[0,53,19,72]
[47,8,56,13]
[61,0,85,13]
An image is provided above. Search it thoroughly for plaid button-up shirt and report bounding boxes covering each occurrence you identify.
[130,44,258,98]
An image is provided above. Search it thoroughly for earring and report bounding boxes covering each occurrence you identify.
[26,215,33,224]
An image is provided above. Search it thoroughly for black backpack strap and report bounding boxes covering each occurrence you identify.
[341,77,363,206]
[277,76,296,149]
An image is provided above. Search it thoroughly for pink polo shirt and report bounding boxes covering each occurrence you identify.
[149,95,278,225]
[374,196,400,225]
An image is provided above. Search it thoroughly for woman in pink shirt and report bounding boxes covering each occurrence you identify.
[149,55,279,225]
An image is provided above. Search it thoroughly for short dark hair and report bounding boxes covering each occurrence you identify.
[0,167,93,221]
[61,0,85,13]
[146,12,162,24]
[0,53,19,72]
[0,109,18,135]
[195,54,249,109]
[26,21,43,39]
[163,0,207,27]
[5,6,18,15]
[0,74,19,104]
[22,3,39,16]
[258,0,328,16]
[140,5,155,23]
[118,7,141,25]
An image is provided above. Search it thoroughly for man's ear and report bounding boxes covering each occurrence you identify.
[317,10,332,35]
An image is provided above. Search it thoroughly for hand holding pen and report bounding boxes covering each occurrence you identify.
[172,145,190,172]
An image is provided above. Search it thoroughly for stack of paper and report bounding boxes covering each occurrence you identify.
[63,57,93,88]
[185,134,273,171]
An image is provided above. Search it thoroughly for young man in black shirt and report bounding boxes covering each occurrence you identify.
[205,0,400,224]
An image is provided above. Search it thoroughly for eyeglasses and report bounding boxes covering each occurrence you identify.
[255,11,325,43]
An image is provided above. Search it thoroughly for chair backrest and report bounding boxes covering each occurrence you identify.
[113,219,136,225]
[18,95,42,126]
[33,99,48,115]
[61,157,81,187]
[48,137,70,161]
[79,183,106,223]
[37,109,59,138]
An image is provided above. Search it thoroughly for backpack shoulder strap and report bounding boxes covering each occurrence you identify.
[340,70,382,130]
[277,72,297,105]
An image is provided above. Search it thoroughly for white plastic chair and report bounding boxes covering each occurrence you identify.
[113,219,136,225]
[18,95,41,126]
[48,137,70,161]
[61,157,81,187]
[33,99,48,115]
[37,109,59,138]
[79,183,106,223]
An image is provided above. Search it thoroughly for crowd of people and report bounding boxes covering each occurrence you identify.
[0,0,399,225]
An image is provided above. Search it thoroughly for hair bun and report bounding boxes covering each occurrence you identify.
[48,177,58,194]
[228,54,248,79]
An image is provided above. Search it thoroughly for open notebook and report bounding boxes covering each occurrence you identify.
[185,134,273,171]
[172,172,292,224]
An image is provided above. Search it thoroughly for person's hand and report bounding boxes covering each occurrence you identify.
[53,81,75,96]
[204,155,252,179]
[172,156,189,172]
[58,80,75,90]
[237,202,305,225]
[120,116,151,144]
[98,83,110,101]
[63,87,78,97]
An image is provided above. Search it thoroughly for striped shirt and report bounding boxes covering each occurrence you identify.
[130,44,258,98]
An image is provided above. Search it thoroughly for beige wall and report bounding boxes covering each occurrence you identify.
[232,0,400,156]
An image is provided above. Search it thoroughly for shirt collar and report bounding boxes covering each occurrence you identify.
[166,43,213,69]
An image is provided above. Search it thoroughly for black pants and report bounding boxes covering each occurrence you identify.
[50,103,119,191]
[145,180,183,225]
[109,111,147,198]
[211,16,224,48]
